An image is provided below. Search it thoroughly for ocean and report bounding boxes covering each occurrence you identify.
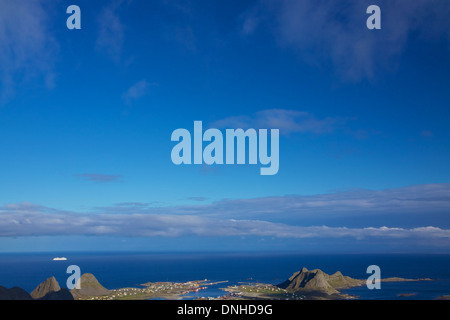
[0,252,449,300]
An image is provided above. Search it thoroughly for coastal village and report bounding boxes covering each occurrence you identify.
[89,280,212,300]
[87,281,296,301]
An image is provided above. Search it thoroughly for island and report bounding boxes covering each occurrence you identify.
[216,268,435,300]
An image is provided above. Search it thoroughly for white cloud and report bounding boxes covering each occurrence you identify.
[96,0,129,63]
[75,173,123,183]
[122,80,158,104]
[240,0,450,81]
[211,109,346,136]
[0,0,58,102]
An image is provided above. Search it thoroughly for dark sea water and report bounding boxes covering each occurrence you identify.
[0,252,449,300]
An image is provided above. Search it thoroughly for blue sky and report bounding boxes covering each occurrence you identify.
[0,0,450,253]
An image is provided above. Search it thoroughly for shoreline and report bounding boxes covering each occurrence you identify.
[82,276,436,301]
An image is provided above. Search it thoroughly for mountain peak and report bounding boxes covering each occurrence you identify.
[70,273,110,299]
[30,276,61,299]
[278,267,364,295]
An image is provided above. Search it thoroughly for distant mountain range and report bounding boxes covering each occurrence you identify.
[0,273,109,300]
[0,286,33,300]
[0,268,437,300]
[0,277,73,300]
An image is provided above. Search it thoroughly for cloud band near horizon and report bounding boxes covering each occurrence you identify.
[0,201,449,241]
[0,183,449,247]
